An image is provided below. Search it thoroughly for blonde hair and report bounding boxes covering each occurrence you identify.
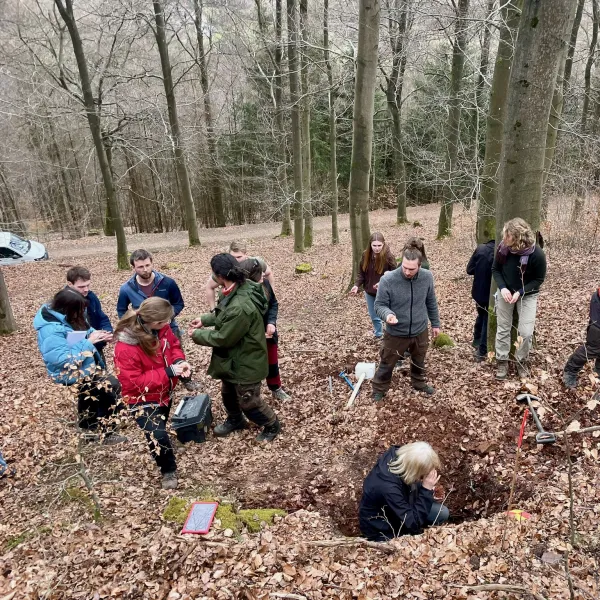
[114,297,174,356]
[388,442,441,485]
[502,218,535,251]
[229,240,247,254]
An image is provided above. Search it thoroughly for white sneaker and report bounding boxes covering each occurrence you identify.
[272,388,291,401]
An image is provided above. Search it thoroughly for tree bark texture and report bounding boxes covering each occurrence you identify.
[299,0,313,247]
[53,0,129,269]
[581,0,598,132]
[437,0,469,239]
[476,0,521,243]
[349,0,380,275]
[323,0,339,244]
[562,0,584,94]
[496,0,576,240]
[194,0,226,227]
[153,0,200,246]
[287,0,304,252]
[386,0,409,224]
[0,269,16,334]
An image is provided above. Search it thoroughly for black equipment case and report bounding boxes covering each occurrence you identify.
[171,394,212,443]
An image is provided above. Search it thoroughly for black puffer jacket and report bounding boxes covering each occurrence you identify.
[466,240,495,307]
[358,446,434,541]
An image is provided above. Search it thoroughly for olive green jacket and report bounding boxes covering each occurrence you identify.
[192,281,268,384]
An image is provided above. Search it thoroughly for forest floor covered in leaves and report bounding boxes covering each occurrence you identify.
[1,203,599,599]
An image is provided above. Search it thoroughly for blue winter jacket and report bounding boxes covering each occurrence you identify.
[86,290,113,332]
[34,305,104,385]
[116,271,184,333]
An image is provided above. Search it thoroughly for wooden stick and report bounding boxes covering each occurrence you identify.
[305,538,396,554]
[525,425,600,439]
[449,583,546,600]
[346,373,365,408]
[269,594,307,600]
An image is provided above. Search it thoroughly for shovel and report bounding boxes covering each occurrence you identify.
[516,393,556,445]
[346,362,376,409]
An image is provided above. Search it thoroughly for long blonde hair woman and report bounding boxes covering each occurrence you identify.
[492,218,547,380]
[359,442,449,541]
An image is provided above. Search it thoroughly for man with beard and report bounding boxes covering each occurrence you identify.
[117,249,184,337]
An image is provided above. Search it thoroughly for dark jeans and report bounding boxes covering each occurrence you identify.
[565,324,600,375]
[222,381,277,427]
[428,502,450,525]
[134,405,177,475]
[473,304,489,357]
[77,374,121,431]
[372,329,429,393]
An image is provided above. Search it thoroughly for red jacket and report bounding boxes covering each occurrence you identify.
[114,325,186,406]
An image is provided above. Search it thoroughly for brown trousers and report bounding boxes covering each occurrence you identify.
[372,329,429,394]
[221,381,277,427]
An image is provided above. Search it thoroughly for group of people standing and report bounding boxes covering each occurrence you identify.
[34,243,290,490]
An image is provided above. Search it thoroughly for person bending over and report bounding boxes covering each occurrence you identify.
[34,288,124,443]
[114,297,192,490]
[189,253,280,442]
[359,442,449,541]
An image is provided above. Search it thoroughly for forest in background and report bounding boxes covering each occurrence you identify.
[0,0,598,255]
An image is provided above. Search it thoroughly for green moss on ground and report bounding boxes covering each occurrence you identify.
[433,333,455,348]
[162,496,285,533]
[295,263,312,274]
[63,486,101,522]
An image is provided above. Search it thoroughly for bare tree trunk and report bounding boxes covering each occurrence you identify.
[153,0,200,246]
[0,167,25,235]
[582,0,598,132]
[437,0,470,239]
[0,269,16,334]
[54,0,128,269]
[349,0,380,276]
[385,0,410,225]
[287,0,304,252]
[102,133,117,237]
[476,0,520,243]
[67,132,91,220]
[299,0,313,247]
[563,0,585,94]
[276,0,292,237]
[193,0,226,227]
[496,0,576,238]
[324,0,339,244]
[474,0,494,160]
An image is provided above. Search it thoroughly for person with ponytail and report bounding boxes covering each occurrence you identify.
[401,237,430,271]
[114,297,192,490]
[350,232,396,339]
[188,254,280,442]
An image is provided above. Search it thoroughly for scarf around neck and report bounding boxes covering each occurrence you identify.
[496,241,535,266]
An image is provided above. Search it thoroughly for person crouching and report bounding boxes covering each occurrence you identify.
[114,297,192,490]
[359,442,449,541]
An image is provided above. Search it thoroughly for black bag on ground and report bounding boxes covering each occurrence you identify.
[172,394,213,443]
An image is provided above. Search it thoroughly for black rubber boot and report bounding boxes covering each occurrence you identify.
[255,418,281,442]
[214,416,249,438]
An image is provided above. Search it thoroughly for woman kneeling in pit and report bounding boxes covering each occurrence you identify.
[359,441,449,541]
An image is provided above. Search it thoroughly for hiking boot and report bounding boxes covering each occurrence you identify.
[183,380,203,392]
[102,433,128,446]
[415,384,435,395]
[272,387,292,401]
[161,472,178,490]
[373,392,385,402]
[516,362,528,379]
[213,417,249,438]
[496,361,509,380]
[256,418,281,442]
[563,371,578,389]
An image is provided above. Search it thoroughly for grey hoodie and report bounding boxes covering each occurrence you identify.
[375,267,440,337]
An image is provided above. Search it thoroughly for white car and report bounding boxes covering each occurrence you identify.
[0,232,48,266]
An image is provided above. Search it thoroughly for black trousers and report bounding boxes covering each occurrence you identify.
[473,304,489,357]
[133,405,177,475]
[77,374,121,431]
[565,324,600,375]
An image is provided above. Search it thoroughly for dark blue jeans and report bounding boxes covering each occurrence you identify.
[427,502,449,525]
[473,305,489,357]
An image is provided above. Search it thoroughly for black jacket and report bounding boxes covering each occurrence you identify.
[358,446,435,541]
[492,245,546,296]
[262,280,279,344]
[466,241,495,307]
